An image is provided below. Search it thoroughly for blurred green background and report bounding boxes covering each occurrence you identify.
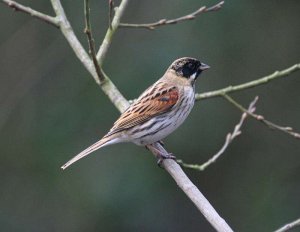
[1,1,300,231]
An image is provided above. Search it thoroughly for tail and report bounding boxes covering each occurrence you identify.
[61,136,116,170]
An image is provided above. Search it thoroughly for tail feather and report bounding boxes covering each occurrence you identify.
[61,136,114,170]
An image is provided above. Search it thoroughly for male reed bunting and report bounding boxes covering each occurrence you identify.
[62,57,209,169]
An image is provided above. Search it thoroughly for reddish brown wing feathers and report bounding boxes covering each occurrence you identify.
[109,82,179,133]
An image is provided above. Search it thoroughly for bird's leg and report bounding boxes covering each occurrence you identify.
[146,144,176,167]
[158,140,165,147]
[160,152,176,160]
[157,152,176,167]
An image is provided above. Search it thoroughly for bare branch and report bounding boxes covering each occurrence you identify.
[223,94,300,139]
[84,0,106,82]
[119,1,224,30]
[196,63,300,101]
[2,0,59,28]
[274,218,300,232]
[146,144,234,232]
[177,96,258,171]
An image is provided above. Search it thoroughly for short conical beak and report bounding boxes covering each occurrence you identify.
[200,63,210,71]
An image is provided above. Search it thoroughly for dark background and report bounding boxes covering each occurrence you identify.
[1,1,299,231]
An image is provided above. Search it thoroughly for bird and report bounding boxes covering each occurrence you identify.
[61,57,209,169]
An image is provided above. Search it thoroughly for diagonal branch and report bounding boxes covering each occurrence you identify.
[274,217,300,232]
[146,143,233,232]
[177,96,258,171]
[223,94,300,139]
[119,1,224,30]
[196,63,300,101]
[2,0,59,28]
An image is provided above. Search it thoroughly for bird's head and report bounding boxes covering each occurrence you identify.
[169,57,210,84]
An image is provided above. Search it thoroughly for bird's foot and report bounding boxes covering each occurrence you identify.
[157,152,176,167]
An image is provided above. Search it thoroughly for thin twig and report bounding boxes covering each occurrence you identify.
[50,0,100,85]
[108,0,114,29]
[223,94,300,139]
[196,63,300,101]
[119,1,224,30]
[274,218,300,232]
[84,0,106,82]
[96,0,129,66]
[177,96,258,171]
[2,0,59,28]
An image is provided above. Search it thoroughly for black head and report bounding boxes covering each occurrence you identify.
[170,57,210,80]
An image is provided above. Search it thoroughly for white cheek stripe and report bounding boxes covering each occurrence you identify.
[191,72,197,79]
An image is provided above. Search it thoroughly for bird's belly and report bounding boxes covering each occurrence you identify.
[129,95,194,146]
